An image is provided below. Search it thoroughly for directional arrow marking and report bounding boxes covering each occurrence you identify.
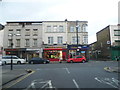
[26,79,54,89]
[95,77,119,88]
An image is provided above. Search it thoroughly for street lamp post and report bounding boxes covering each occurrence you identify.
[11,41,13,70]
[9,34,14,70]
[76,20,79,55]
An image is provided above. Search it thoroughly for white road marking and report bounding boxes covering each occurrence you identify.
[112,78,119,86]
[26,79,53,89]
[31,82,36,88]
[48,80,53,88]
[73,79,79,88]
[26,80,37,90]
[65,68,70,74]
[95,77,119,88]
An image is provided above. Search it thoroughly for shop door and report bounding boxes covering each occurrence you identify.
[62,52,66,61]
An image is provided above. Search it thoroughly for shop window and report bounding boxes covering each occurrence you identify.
[69,50,76,58]
[44,50,62,59]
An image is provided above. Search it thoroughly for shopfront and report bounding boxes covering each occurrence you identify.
[43,48,67,61]
[4,48,26,59]
[26,49,41,61]
[68,45,89,58]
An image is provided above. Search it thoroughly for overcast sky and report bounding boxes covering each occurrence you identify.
[0,0,119,46]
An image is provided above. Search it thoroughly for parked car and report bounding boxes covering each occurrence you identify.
[29,57,50,64]
[1,56,26,64]
[67,55,86,63]
[0,60,5,66]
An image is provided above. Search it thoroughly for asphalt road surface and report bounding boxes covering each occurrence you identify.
[2,61,119,89]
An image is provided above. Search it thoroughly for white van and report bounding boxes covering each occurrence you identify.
[1,56,26,64]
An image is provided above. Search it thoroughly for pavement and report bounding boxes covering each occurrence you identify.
[104,67,120,73]
[0,67,33,88]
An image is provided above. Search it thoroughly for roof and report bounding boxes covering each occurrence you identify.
[6,20,88,23]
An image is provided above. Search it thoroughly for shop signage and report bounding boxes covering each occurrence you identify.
[4,48,26,51]
[81,51,85,53]
[45,46,65,48]
[26,49,40,51]
[68,45,89,50]
[5,49,18,51]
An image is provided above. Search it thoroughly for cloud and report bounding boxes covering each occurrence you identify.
[0,0,119,44]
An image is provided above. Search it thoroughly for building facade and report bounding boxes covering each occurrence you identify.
[95,25,120,60]
[88,41,97,60]
[3,20,88,61]
[3,21,43,61]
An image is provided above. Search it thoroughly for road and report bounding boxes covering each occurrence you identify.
[2,61,119,89]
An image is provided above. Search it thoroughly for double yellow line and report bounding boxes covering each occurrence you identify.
[2,70,35,89]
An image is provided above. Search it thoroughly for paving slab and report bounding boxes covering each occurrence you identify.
[1,69,28,86]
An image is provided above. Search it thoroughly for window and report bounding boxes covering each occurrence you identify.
[12,57,18,59]
[47,26,51,32]
[33,29,38,36]
[48,37,53,44]
[57,37,63,44]
[70,26,75,32]
[25,39,30,46]
[16,29,21,36]
[53,26,57,32]
[25,29,30,36]
[72,36,80,44]
[16,39,20,47]
[33,39,37,46]
[83,36,88,44]
[78,26,81,32]
[83,25,86,32]
[8,39,12,47]
[115,40,120,46]
[82,24,88,32]
[76,56,82,58]
[8,29,13,35]
[59,26,64,32]
[114,30,120,36]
